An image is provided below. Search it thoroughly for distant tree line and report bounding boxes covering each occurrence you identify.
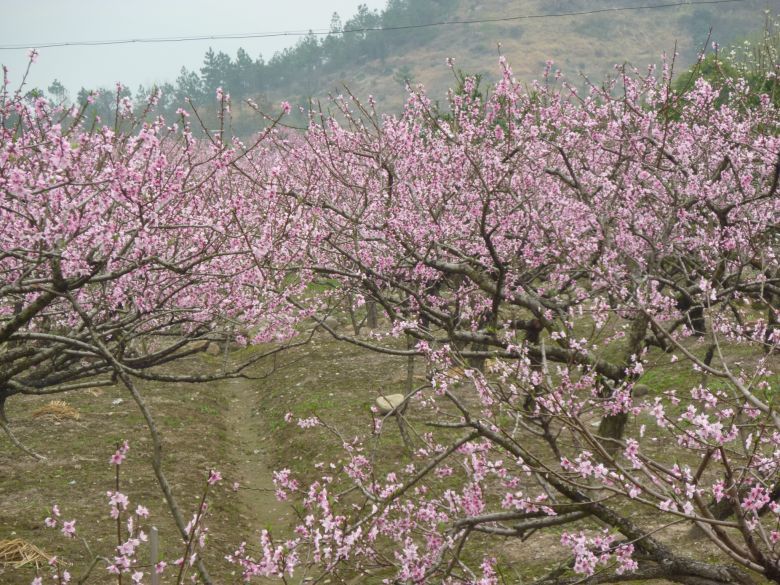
[36,0,456,134]
[190,0,456,99]
[31,0,774,135]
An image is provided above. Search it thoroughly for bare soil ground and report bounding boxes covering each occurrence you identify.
[0,364,268,583]
[0,330,416,584]
[1,329,774,583]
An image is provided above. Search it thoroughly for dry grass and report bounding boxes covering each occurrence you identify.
[0,539,56,570]
[31,400,80,422]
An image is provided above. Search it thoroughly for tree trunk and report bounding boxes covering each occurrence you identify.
[366,300,378,329]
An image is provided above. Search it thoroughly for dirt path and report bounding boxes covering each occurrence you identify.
[222,377,292,581]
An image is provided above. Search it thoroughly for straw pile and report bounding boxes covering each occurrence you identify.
[31,400,80,421]
[0,539,54,569]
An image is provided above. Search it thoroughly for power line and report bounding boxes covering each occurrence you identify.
[0,0,752,51]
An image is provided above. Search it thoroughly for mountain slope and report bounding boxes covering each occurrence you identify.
[265,0,772,111]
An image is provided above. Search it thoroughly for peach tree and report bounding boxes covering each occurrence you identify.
[244,58,780,584]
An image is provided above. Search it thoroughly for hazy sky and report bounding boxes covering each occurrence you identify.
[0,0,387,95]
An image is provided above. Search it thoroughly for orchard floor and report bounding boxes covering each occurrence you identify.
[0,331,419,584]
[0,329,768,584]
[0,359,286,583]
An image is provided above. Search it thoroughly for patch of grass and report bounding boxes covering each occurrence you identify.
[4,314,777,583]
[0,357,242,584]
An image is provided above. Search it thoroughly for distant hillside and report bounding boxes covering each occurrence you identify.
[66,0,775,132]
[288,0,772,111]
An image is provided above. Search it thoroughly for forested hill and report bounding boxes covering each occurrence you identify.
[68,0,772,129]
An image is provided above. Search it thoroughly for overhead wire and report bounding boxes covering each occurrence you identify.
[0,0,753,51]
